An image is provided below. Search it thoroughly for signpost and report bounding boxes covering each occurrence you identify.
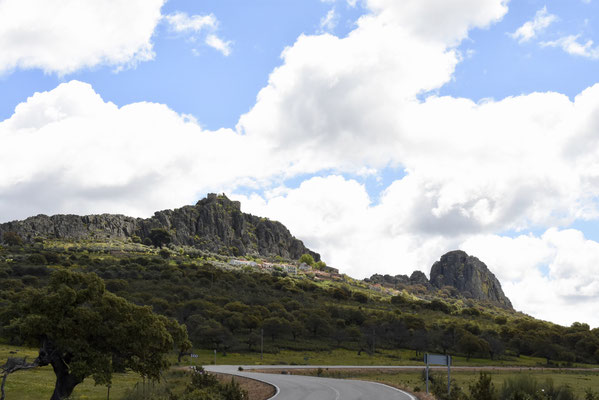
[424,353,452,396]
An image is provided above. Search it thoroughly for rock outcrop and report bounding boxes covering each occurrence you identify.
[0,194,319,261]
[429,250,512,309]
[366,250,512,309]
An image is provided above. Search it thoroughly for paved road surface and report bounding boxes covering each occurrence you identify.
[205,365,416,400]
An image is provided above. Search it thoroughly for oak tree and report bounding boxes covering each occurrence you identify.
[2,269,190,400]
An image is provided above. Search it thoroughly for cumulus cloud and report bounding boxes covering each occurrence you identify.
[365,0,509,45]
[0,0,165,75]
[0,81,282,220]
[462,229,599,326]
[510,6,557,43]
[542,34,599,59]
[164,11,232,56]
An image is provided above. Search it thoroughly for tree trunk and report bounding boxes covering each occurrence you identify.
[36,337,83,400]
[49,361,82,400]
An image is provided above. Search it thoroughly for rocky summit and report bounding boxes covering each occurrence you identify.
[0,193,319,261]
[429,250,512,309]
[366,250,513,309]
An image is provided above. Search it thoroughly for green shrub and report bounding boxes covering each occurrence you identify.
[159,248,171,259]
[469,373,498,400]
[352,291,368,303]
[182,367,248,400]
[500,375,577,400]
[2,231,23,246]
[27,253,47,264]
[299,253,315,266]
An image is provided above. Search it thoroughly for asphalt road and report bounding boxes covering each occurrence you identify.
[205,365,417,400]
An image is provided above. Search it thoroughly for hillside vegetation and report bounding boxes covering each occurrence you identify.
[1,238,598,367]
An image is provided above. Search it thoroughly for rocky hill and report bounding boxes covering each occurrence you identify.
[0,193,319,261]
[366,250,513,309]
[430,250,512,309]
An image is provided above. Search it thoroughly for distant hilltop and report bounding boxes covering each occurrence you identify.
[0,193,320,262]
[366,250,513,309]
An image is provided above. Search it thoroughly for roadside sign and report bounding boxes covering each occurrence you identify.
[424,353,452,396]
[424,354,450,366]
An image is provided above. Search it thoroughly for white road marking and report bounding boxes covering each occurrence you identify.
[325,383,341,400]
[357,380,418,400]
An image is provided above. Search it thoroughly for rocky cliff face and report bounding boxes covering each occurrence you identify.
[366,250,513,309]
[429,250,512,309]
[0,194,319,261]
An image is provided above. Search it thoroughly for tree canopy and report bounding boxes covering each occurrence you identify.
[298,253,314,266]
[148,228,172,248]
[1,268,190,400]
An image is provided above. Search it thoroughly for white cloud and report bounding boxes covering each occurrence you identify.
[542,34,599,59]
[320,8,339,32]
[233,176,452,280]
[0,81,281,219]
[205,34,232,56]
[510,6,557,43]
[462,229,599,326]
[0,0,165,75]
[365,0,509,45]
[164,12,217,32]
[164,11,232,56]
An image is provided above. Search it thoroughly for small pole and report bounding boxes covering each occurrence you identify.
[425,354,429,394]
[261,328,264,362]
[447,355,451,396]
[214,349,217,365]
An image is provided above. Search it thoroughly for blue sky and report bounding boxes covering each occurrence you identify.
[443,0,599,101]
[0,0,364,129]
[2,0,599,326]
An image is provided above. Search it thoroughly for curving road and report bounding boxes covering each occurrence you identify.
[205,365,416,400]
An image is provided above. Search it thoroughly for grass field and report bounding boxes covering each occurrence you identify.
[183,347,596,369]
[2,343,598,399]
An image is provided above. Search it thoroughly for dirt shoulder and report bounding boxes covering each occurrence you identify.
[213,372,276,400]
